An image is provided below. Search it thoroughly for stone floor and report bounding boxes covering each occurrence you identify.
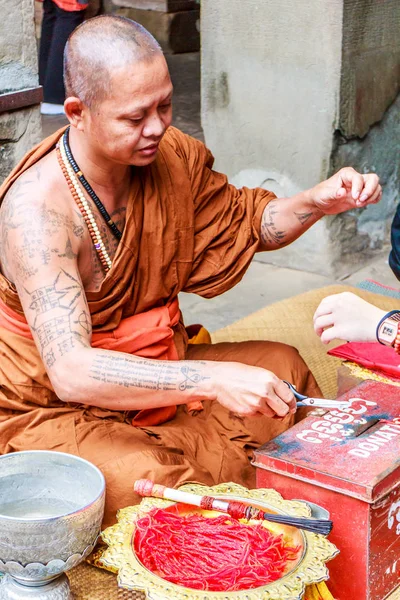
[41,52,398,332]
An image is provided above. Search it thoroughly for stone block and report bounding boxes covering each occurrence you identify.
[112,0,197,13]
[0,0,38,91]
[0,106,42,184]
[327,91,400,277]
[339,0,400,138]
[115,7,199,53]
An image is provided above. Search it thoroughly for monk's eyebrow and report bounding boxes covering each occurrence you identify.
[121,90,174,116]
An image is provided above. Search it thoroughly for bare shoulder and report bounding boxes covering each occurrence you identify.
[0,150,85,283]
[1,150,80,225]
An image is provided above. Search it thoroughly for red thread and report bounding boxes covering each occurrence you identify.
[133,508,300,592]
[134,479,154,497]
[227,501,247,520]
[200,496,214,511]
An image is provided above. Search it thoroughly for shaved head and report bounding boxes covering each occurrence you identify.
[64,15,163,108]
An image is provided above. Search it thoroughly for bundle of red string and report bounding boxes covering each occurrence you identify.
[134,508,301,591]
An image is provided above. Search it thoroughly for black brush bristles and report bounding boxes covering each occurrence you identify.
[261,512,333,536]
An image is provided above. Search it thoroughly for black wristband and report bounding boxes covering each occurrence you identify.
[376,310,400,345]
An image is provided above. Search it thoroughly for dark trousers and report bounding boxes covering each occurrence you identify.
[39,0,85,104]
[389,203,400,282]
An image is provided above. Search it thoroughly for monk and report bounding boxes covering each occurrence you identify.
[0,16,382,526]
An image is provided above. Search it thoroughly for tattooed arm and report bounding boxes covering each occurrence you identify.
[259,168,382,251]
[0,171,295,417]
[259,192,322,250]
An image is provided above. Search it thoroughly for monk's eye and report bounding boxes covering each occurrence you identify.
[159,103,172,111]
[129,117,144,124]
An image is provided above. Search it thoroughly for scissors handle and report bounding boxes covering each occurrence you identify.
[283,380,308,402]
[283,380,351,409]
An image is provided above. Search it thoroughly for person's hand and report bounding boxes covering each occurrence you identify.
[209,362,296,418]
[310,167,381,215]
[313,292,387,344]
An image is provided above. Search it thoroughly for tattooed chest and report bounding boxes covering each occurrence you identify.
[82,208,126,291]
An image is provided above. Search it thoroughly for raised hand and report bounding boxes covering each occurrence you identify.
[311,167,381,215]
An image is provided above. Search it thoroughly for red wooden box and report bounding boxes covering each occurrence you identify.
[254,380,400,600]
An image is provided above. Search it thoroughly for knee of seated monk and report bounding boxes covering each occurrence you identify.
[254,341,312,385]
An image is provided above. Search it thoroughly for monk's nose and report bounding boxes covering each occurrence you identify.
[143,114,165,138]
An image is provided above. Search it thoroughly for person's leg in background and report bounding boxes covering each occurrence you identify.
[39,0,85,113]
[39,0,57,94]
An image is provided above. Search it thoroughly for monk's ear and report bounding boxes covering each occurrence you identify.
[64,96,86,131]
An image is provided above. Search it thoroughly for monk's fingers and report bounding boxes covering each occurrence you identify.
[274,378,297,412]
[255,404,276,418]
[358,174,380,203]
[314,313,334,337]
[362,184,382,206]
[263,381,294,417]
[336,168,364,200]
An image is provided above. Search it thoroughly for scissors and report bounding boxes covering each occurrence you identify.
[283,381,352,410]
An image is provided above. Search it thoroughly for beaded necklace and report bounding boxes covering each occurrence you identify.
[56,139,113,272]
[62,127,122,241]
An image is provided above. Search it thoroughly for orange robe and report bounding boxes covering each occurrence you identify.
[0,127,320,526]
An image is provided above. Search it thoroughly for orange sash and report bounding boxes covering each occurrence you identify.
[0,297,203,426]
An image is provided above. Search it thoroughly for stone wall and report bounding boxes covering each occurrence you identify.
[110,0,200,53]
[201,0,400,277]
[328,0,400,274]
[0,0,41,184]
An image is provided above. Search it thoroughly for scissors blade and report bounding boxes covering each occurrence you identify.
[297,398,352,409]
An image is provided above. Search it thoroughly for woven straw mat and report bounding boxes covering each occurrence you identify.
[68,563,144,599]
[212,283,400,399]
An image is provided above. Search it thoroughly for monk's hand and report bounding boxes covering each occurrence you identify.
[212,363,296,418]
[313,292,386,344]
[310,167,381,215]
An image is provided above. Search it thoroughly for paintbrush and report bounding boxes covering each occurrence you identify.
[134,479,333,536]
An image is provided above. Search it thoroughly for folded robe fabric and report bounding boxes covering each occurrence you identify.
[328,341,400,380]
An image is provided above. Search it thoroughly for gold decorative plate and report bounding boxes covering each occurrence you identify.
[99,483,338,600]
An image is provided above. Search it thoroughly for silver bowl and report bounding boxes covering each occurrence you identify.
[0,451,105,599]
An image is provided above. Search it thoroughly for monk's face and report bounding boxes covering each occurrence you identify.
[85,55,173,167]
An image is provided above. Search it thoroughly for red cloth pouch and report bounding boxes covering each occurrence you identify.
[328,341,400,379]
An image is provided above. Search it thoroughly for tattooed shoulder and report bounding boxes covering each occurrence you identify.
[0,166,85,283]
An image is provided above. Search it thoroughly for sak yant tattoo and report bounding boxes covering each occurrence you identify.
[27,270,82,321]
[0,171,86,283]
[260,201,286,247]
[24,269,91,362]
[294,211,314,225]
[88,355,209,393]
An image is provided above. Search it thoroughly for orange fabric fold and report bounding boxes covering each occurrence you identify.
[0,297,202,426]
[0,298,33,339]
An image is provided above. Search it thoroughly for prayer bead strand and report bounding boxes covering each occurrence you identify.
[56,141,113,272]
[62,127,122,241]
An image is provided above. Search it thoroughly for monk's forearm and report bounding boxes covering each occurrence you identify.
[52,347,217,410]
[259,190,324,251]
